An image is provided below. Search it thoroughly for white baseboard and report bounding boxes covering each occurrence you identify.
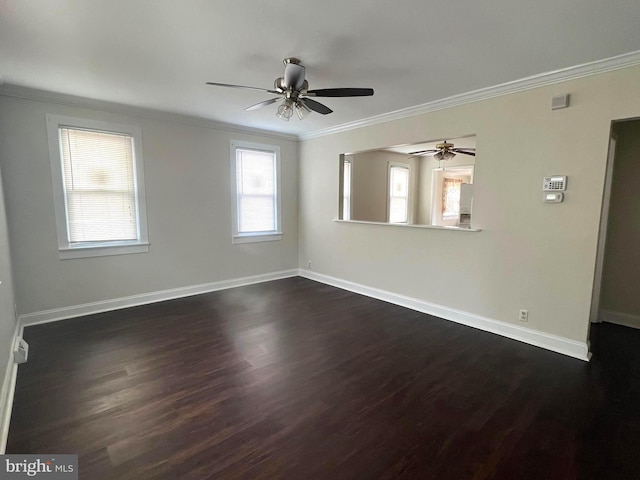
[0,320,22,453]
[300,270,591,362]
[599,309,640,329]
[20,269,299,327]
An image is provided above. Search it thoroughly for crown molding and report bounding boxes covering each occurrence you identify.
[0,84,299,142]
[299,49,640,141]
[3,50,640,143]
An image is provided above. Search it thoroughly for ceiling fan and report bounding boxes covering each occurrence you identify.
[409,141,476,161]
[206,57,374,121]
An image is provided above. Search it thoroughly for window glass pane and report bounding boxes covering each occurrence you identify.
[442,177,463,216]
[389,166,409,223]
[389,198,407,223]
[391,167,408,196]
[236,148,277,233]
[59,128,138,243]
[343,160,351,220]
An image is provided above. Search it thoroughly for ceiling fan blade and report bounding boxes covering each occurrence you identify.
[245,97,281,111]
[306,88,374,97]
[283,61,306,90]
[453,149,476,156]
[205,82,280,94]
[409,149,438,156]
[300,98,333,115]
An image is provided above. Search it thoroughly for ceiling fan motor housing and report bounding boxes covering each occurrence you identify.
[283,60,306,90]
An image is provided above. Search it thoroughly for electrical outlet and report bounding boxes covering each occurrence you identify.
[307,261,312,269]
[519,309,529,322]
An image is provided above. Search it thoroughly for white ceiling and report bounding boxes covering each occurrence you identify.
[1,0,639,136]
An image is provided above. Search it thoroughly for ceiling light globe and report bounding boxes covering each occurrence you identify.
[295,101,312,120]
[276,101,294,121]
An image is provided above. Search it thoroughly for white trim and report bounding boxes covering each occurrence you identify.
[46,114,150,259]
[230,140,282,244]
[300,50,640,140]
[0,84,298,142]
[340,157,353,221]
[0,320,22,453]
[299,269,591,361]
[387,162,413,224]
[19,269,298,327]
[232,233,283,244]
[590,136,617,323]
[599,309,640,329]
[334,219,481,232]
[58,242,150,259]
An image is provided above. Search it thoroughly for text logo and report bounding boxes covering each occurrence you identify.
[0,455,77,479]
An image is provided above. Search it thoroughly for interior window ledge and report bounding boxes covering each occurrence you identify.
[233,232,283,244]
[333,219,481,232]
[59,242,150,259]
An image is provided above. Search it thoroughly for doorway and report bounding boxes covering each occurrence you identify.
[591,118,640,332]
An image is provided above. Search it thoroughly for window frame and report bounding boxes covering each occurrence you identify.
[387,162,412,224]
[46,114,149,259]
[442,177,465,219]
[230,140,282,244]
[340,156,352,221]
[430,165,474,226]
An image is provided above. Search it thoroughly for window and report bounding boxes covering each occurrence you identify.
[388,164,410,223]
[431,166,474,226]
[442,177,464,218]
[342,159,352,221]
[47,115,149,259]
[230,141,282,244]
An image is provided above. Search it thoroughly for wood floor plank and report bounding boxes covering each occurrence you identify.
[6,277,640,479]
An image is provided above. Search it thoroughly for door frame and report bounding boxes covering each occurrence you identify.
[589,132,617,324]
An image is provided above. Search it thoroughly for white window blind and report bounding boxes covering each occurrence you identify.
[389,165,409,223]
[59,127,139,243]
[236,147,277,233]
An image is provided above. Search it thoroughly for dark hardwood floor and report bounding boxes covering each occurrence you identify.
[6,277,640,479]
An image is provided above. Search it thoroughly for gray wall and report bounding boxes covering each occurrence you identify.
[601,120,640,317]
[350,151,417,223]
[0,164,17,418]
[0,95,299,316]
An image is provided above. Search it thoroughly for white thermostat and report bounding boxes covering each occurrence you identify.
[543,192,564,203]
[543,176,567,191]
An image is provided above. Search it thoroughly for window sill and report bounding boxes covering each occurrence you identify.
[59,241,150,259]
[232,232,283,244]
[334,219,481,232]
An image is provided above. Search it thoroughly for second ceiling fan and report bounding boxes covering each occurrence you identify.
[206,57,374,121]
[409,141,476,161]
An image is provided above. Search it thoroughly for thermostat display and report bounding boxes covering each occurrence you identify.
[543,176,567,191]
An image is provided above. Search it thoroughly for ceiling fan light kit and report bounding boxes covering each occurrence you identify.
[206,57,374,121]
